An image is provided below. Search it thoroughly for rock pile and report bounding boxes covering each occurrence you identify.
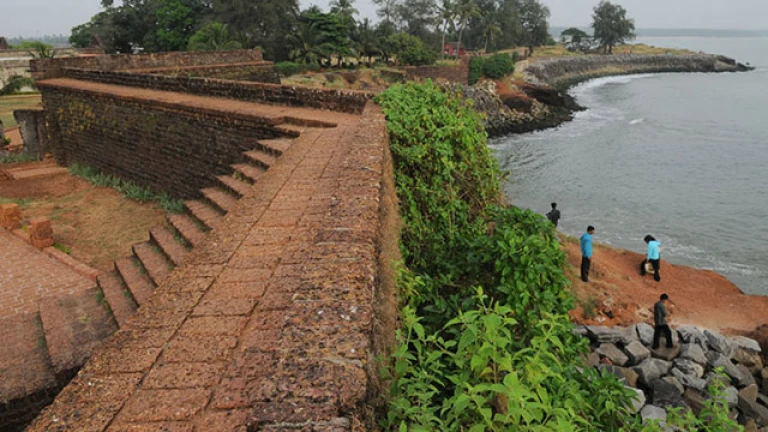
[575,324,768,430]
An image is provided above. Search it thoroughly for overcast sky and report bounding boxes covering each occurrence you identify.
[2,0,766,38]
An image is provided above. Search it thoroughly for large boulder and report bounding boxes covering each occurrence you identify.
[587,326,623,344]
[724,386,739,408]
[640,405,667,425]
[628,387,646,414]
[678,325,708,347]
[671,367,708,392]
[673,358,705,378]
[637,323,655,346]
[597,364,627,384]
[651,345,681,362]
[733,347,764,376]
[705,329,735,357]
[625,341,651,366]
[621,367,639,388]
[596,343,629,367]
[761,368,768,396]
[684,388,707,415]
[662,376,684,395]
[732,336,763,353]
[634,359,672,387]
[738,363,757,388]
[620,325,640,345]
[649,378,686,409]
[708,352,744,384]
[680,343,708,366]
[741,384,760,403]
[739,392,768,427]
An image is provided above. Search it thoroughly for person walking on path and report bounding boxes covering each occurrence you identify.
[652,293,674,349]
[546,202,561,227]
[640,235,662,282]
[580,226,595,282]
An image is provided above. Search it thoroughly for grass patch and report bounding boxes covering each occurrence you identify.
[53,242,72,255]
[0,152,41,164]
[0,93,42,129]
[579,295,599,320]
[0,197,32,207]
[69,162,184,213]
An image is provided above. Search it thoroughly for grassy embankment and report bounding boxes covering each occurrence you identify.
[0,93,41,129]
[375,81,739,431]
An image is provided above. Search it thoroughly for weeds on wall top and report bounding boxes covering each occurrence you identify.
[375,81,737,431]
[69,163,184,213]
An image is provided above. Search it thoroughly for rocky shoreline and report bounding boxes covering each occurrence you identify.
[576,324,768,429]
[467,53,753,138]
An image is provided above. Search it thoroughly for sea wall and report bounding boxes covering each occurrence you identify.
[526,54,752,89]
[576,324,768,428]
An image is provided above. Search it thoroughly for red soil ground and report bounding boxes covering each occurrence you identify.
[563,239,768,337]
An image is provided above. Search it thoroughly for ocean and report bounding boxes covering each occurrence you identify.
[492,36,768,295]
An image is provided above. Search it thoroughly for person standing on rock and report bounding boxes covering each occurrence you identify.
[640,235,662,282]
[546,202,561,227]
[652,294,674,349]
[580,226,595,282]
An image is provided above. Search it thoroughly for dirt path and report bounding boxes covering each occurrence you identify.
[0,162,168,272]
[563,238,768,334]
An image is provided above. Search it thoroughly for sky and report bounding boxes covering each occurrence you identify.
[1,0,766,38]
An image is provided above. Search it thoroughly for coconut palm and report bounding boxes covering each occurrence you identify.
[26,42,56,59]
[436,0,457,58]
[187,23,242,51]
[455,0,480,54]
[287,21,332,65]
[330,0,359,18]
[482,16,502,53]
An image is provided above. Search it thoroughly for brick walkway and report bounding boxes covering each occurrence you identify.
[28,103,388,431]
[0,230,95,320]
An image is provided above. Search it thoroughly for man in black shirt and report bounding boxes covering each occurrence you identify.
[546,202,561,227]
[652,294,674,349]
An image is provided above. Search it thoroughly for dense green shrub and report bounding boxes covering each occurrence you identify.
[469,56,487,85]
[482,53,515,79]
[274,61,321,77]
[469,54,516,84]
[383,33,437,66]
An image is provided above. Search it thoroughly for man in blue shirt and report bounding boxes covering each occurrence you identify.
[641,235,662,282]
[580,226,595,282]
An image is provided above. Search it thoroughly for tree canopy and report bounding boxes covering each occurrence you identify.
[591,0,635,54]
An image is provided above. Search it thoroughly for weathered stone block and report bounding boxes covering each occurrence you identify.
[0,203,22,230]
[596,343,629,366]
[625,341,651,366]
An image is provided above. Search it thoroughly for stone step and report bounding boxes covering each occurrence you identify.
[201,187,238,213]
[184,199,223,230]
[217,174,252,198]
[275,123,304,137]
[244,150,277,170]
[149,227,189,267]
[132,242,173,286]
[0,313,57,406]
[231,163,265,184]
[114,257,155,306]
[38,287,117,380]
[167,213,206,248]
[256,138,293,156]
[97,271,138,328]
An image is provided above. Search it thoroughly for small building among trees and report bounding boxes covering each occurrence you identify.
[444,42,466,57]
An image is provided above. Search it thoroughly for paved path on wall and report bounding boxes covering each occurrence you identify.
[29,105,387,431]
[37,78,361,127]
[0,229,95,320]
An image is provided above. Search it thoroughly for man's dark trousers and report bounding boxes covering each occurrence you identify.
[641,259,661,282]
[652,325,673,349]
[581,257,591,282]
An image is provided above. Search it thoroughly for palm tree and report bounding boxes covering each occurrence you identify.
[354,19,382,66]
[436,0,457,58]
[330,0,359,18]
[287,21,332,65]
[455,0,480,55]
[482,16,502,53]
[27,42,56,59]
[187,23,242,51]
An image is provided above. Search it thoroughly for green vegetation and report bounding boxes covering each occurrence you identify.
[0,76,37,97]
[53,242,73,255]
[376,81,738,430]
[69,163,184,213]
[0,94,42,129]
[592,1,636,54]
[274,62,322,78]
[376,81,634,430]
[187,23,241,52]
[0,152,41,165]
[469,53,515,84]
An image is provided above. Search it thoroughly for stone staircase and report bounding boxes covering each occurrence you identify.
[95,131,304,329]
